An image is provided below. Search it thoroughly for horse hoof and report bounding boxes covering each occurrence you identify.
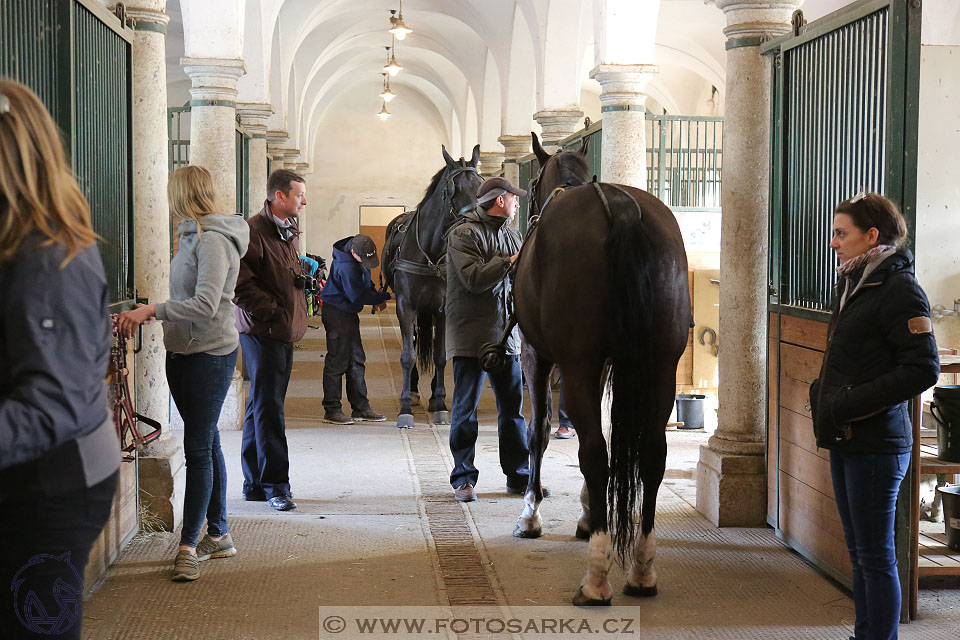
[411,393,421,407]
[431,411,450,425]
[512,525,542,539]
[572,586,611,608]
[623,583,658,598]
[574,526,591,540]
[396,414,415,429]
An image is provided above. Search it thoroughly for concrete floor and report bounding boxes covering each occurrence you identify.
[84,314,960,639]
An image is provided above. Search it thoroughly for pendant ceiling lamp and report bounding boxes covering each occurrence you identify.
[377,101,391,121]
[388,1,412,40]
[383,39,403,76]
[379,73,397,103]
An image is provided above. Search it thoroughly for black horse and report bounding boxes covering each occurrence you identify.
[382,145,482,427]
[511,133,691,606]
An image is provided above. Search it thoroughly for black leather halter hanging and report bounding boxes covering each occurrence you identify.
[393,163,479,279]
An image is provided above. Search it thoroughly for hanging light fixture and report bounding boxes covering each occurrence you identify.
[388,1,412,40]
[377,100,392,121]
[379,73,397,103]
[383,39,403,76]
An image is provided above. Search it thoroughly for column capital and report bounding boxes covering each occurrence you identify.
[590,64,658,109]
[498,134,531,162]
[266,130,289,158]
[236,102,273,137]
[180,57,246,106]
[533,109,584,146]
[478,151,505,177]
[125,7,170,33]
[714,0,800,43]
[295,162,311,176]
[283,148,302,164]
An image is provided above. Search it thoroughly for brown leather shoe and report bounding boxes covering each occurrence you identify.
[323,411,354,425]
[454,483,476,502]
[352,408,386,422]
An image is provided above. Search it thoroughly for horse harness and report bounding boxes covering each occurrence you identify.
[392,163,479,280]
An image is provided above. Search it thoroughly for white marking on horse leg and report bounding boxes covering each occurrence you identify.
[577,481,590,533]
[579,531,613,601]
[515,490,542,535]
[626,529,657,589]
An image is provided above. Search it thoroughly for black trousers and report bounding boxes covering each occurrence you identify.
[321,304,372,414]
[0,471,118,639]
[239,334,293,500]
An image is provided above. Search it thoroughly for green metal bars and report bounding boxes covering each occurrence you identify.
[0,0,135,308]
[235,124,250,219]
[646,116,723,212]
[764,0,920,313]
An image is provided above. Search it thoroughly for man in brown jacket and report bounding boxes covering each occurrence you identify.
[234,169,308,511]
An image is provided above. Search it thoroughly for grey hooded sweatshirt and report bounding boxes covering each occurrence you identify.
[155,214,250,355]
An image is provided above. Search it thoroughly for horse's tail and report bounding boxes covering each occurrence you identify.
[603,185,657,565]
[415,311,436,374]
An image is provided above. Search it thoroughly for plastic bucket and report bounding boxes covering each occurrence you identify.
[931,386,960,463]
[675,394,706,430]
[936,485,960,551]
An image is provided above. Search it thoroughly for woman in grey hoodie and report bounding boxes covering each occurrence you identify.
[119,166,249,582]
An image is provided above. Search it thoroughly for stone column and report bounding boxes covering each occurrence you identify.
[498,134,531,189]
[283,148,301,172]
[118,0,182,529]
[533,109,584,149]
[590,65,657,189]
[180,57,246,213]
[478,151,505,178]
[695,0,799,527]
[237,102,272,216]
[266,130,289,171]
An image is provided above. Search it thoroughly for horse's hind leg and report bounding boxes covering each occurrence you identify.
[513,346,551,539]
[623,369,672,597]
[562,361,613,607]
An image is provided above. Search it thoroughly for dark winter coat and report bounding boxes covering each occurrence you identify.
[809,248,939,454]
[234,203,308,343]
[445,207,522,360]
[0,237,120,497]
[321,236,390,314]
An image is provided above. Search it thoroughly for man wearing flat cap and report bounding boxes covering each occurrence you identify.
[320,234,393,424]
[445,176,531,502]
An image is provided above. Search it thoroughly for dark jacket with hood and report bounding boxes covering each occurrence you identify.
[234,203,308,343]
[321,236,390,314]
[445,207,522,360]
[809,248,939,453]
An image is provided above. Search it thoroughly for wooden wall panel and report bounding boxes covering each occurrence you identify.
[768,313,780,523]
[772,314,850,587]
[780,314,828,350]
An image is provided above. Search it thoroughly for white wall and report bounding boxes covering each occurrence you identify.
[915,42,960,349]
[306,83,450,260]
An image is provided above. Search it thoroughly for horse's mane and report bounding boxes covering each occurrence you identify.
[556,151,590,186]
[415,166,448,210]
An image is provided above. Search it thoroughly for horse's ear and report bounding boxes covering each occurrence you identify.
[470,144,480,168]
[579,135,589,158]
[441,145,456,168]
[532,132,550,167]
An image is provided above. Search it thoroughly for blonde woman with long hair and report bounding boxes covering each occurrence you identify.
[0,78,120,639]
[119,166,248,581]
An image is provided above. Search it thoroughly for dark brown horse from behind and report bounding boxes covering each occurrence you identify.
[512,133,691,606]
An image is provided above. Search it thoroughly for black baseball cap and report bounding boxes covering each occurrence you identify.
[476,177,527,204]
[351,235,379,269]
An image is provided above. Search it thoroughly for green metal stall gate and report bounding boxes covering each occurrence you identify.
[0,0,135,309]
[517,114,723,235]
[762,0,921,622]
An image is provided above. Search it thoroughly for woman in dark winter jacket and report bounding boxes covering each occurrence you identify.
[810,192,939,640]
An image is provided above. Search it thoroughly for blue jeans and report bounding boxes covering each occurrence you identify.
[830,450,910,640]
[546,373,571,428]
[449,356,530,489]
[239,334,293,500]
[167,349,237,547]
